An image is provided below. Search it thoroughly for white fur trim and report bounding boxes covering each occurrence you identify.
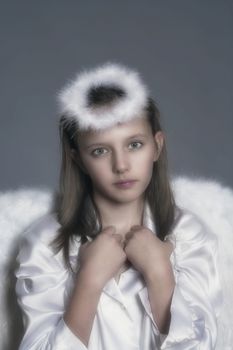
[57,62,149,131]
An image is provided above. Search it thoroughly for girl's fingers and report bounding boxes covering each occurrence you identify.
[123,231,136,249]
[112,233,123,242]
[111,233,125,248]
[125,231,134,241]
[130,225,142,231]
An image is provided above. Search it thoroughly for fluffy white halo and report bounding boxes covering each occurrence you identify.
[57,62,149,131]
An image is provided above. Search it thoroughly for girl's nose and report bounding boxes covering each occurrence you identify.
[112,150,130,174]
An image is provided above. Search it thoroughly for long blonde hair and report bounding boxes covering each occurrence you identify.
[51,97,177,269]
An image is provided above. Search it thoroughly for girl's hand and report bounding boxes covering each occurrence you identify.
[77,226,127,289]
[123,225,174,282]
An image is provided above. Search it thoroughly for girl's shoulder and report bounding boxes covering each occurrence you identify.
[20,211,61,246]
[167,206,217,247]
[17,212,65,270]
[17,211,83,270]
[165,207,220,274]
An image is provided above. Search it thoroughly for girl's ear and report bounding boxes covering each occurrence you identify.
[71,149,88,174]
[153,131,164,162]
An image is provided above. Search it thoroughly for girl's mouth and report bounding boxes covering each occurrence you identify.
[114,180,137,189]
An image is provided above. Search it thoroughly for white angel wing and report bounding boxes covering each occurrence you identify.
[172,176,233,349]
[0,187,53,350]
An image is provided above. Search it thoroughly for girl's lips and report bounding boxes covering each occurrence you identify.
[114,179,136,184]
[114,180,137,188]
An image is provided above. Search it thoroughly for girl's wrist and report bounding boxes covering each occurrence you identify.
[143,260,174,286]
[76,267,105,293]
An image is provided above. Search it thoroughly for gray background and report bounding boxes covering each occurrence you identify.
[0,0,232,191]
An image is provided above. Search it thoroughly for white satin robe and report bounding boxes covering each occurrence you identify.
[15,203,223,350]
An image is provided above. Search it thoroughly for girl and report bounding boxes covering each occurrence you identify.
[15,62,222,349]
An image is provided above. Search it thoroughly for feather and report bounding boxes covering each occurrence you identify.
[57,62,149,131]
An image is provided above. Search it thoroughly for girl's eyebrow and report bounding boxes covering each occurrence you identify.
[85,133,147,149]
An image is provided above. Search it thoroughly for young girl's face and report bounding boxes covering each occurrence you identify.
[73,116,164,205]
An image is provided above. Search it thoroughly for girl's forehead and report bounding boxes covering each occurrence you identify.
[77,116,151,146]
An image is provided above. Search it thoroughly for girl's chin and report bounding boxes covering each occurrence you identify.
[93,186,146,205]
[106,192,145,205]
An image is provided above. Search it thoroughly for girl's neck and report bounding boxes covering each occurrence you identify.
[93,192,145,237]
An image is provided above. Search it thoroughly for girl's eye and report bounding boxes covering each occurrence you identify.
[91,141,143,157]
[129,141,143,149]
[91,148,107,157]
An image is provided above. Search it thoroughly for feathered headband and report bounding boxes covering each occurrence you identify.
[57,62,149,131]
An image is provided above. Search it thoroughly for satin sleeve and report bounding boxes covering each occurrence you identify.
[15,229,88,350]
[160,210,223,349]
